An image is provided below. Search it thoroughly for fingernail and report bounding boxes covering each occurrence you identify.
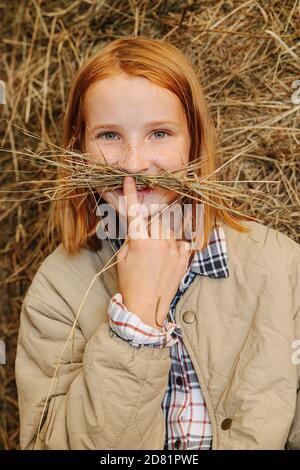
[124,176,133,184]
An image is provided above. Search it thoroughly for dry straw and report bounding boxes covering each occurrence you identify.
[1,0,299,451]
[0,124,282,217]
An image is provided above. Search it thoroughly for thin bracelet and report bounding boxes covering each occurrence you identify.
[155,296,164,328]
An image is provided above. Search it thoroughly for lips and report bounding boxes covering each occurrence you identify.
[115,186,153,195]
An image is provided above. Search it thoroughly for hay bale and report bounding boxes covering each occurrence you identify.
[0,0,299,449]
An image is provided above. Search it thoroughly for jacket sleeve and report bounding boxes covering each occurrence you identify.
[285,242,300,450]
[15,271,172,450]
[108,292,182,348]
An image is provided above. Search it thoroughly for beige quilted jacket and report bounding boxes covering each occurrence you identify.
[15,220,300,450]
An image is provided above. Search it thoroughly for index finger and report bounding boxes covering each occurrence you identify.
[123,176,149,240]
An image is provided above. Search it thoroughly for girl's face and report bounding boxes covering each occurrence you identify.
[84,72,191,220]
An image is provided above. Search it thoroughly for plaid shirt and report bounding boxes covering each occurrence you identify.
[108,222,229,450]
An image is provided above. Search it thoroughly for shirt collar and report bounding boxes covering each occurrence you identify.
[190,222,229,278]
[108,221,229,279]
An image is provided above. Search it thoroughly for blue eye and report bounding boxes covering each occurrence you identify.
[95,129,170,140]
[153,130,169,139]
[96,131,118,140]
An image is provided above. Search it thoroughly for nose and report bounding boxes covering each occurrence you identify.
[118,143,151,174]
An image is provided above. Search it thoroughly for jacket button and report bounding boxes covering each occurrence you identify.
[182,310,195,324]
[221,418,232,430]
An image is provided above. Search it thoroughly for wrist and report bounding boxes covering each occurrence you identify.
[123,299,164,329]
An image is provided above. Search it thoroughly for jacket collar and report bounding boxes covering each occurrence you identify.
[109,221,229,279]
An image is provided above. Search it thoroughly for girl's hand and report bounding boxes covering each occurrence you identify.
[116,175,191,329]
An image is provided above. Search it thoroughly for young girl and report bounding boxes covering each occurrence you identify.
[15,37,300,450]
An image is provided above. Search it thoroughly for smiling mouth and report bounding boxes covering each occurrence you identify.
[115,186,153,195]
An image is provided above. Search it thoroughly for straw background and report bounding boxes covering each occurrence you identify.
[0,0,299,449]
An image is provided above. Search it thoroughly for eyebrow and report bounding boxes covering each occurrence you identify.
[90,120,181,133]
